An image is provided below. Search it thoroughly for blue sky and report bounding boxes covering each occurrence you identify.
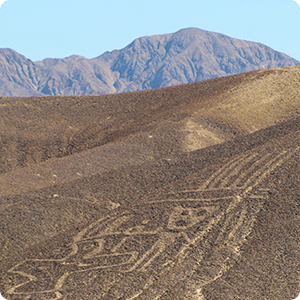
[0,0,299,62]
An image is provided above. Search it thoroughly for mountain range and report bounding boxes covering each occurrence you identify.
[0,27,299,97]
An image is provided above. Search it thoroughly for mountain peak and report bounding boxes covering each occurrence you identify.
[0,28,299,96]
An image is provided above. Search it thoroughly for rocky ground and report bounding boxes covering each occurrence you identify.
[0,67,300,299]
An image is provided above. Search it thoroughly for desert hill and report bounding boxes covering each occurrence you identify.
[0,67,300,299]
[1,66,300,177]
[0,28,299,97]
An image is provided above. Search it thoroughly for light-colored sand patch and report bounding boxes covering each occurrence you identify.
[212,67,300,133]
[183,119,225,152]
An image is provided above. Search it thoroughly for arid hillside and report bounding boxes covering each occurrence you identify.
[0,67,300,299]
[1,66,300,177]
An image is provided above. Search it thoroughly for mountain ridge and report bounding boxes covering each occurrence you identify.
[0,28,299,96]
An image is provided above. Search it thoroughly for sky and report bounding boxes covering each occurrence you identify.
[0,0,299,62]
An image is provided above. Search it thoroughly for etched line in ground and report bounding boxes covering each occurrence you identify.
[3,148,298,299]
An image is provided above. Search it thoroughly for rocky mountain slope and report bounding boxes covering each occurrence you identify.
[0,67,300,299]
[0,28,299,96]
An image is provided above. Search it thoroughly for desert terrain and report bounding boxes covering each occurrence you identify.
[0,66,300,299]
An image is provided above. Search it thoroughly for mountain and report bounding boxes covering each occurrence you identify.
[0,28,299,96]
[0,67,300,299]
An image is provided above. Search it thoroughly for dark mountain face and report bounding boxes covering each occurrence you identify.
[0,28,299,96]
